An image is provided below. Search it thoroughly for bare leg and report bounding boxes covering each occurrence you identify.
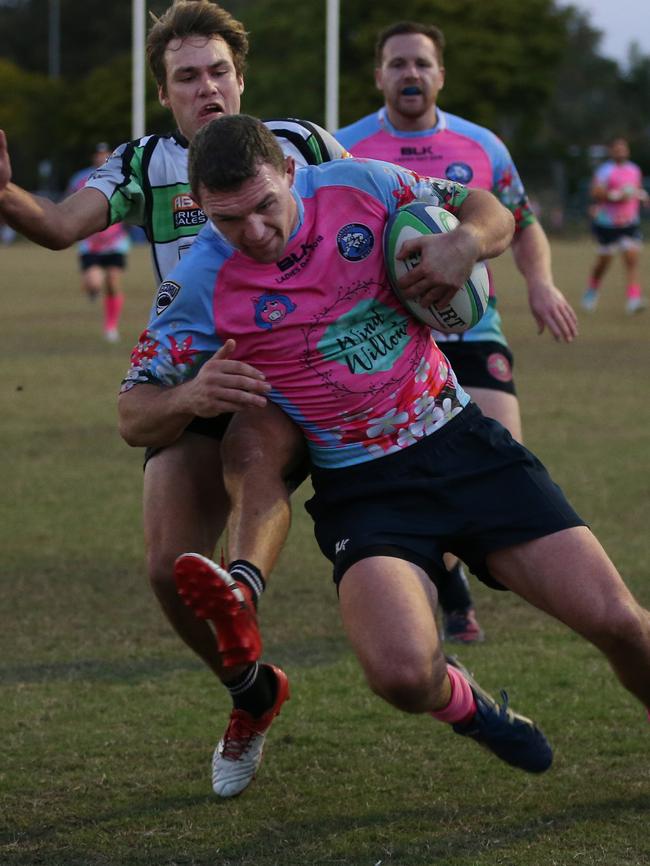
[143,431,231,680]
[338,556,450,712]
[590,252,612,285]
[220,402,306,576]
[488,526,650,707]
[105,265,124,297]
[81,263,103,299]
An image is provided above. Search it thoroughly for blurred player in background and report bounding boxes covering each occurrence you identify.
[0,0,345,799]
[336,21,578,643]
[582,136,648,315]
[65,142,131,341]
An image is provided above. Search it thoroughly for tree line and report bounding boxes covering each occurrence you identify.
[1,0,648,222]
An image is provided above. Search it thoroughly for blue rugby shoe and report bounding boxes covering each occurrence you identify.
[447,656,553,773]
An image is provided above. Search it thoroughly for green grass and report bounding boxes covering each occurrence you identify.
[1,239,650,865]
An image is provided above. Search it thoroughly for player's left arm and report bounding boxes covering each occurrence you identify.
[511,220,577,343]
[490,137,578,343]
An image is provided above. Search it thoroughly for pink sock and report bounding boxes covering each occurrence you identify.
[626,283,641,300]
[104,293,124,331]
[430,663,477,725]
[588,278,600,291]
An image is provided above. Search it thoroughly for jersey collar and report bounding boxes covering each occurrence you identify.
[378,106,447,137]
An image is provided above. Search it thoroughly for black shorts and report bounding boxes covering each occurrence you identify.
[590,222,642,247]
[305,403,585,590]
[80,252,126,270]
[440,341,516,395]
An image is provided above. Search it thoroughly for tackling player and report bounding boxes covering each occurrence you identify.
[0,1,345,799]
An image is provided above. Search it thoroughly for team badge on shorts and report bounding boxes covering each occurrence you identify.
[446,162,474,184]
[487,352,513,383]
[155,280,181,315]
[337,223,374,261]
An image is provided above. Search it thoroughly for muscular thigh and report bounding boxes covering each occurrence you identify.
[486,526,635,635]
[338,556,440,673]
[143,431,229,564]
[222,402,308,482]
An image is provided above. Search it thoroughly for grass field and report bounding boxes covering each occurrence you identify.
[2,238,650,866]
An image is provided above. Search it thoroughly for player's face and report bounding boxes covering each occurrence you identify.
[199,159,298,263]
[609,138,630,162]
[375,33,445,130]
[159,36,244,140]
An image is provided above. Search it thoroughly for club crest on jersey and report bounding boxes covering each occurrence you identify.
[445,162,473,184]
[253,292,297,330]
[336,223,374,261]
[155,280,181,315]
[172,193,207,229]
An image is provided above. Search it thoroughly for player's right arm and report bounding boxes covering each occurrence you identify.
[118,340,272,448]
[0,129,109,247]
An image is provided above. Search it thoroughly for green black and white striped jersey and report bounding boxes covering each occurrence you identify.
[85,119,346,284]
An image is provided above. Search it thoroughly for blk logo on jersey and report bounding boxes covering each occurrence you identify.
[446,162,474,184]
[337,224,374,261]
[155,280,181,315]
[172,193,207,229]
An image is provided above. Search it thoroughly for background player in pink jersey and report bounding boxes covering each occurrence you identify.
[336,21,578,644]
[65,142,131,342]
[582,136,648,315]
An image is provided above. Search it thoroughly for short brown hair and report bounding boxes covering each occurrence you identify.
[189,115,286,199]
[147,1,249,90]
[375,21,445,66]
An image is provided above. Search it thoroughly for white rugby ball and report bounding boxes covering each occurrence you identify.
[383,202,489,333]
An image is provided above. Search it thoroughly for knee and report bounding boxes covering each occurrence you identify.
[365,651,446,714]
[221,408,304,480]
[584,597,649,654]
[146,547,177,603]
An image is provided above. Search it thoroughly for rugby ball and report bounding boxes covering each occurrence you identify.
[383,202,489,333]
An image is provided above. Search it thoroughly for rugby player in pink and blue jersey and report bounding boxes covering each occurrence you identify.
[119,116,650,788]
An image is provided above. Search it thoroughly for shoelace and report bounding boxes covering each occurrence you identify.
[220,714,258,760]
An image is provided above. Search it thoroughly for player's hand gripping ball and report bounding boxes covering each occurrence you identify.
[383,203,489,333]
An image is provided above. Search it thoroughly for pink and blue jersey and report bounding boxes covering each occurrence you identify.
[336,108,535,344]
[591,159,643,228]
[66,167,131,256]
[122,159,471,469]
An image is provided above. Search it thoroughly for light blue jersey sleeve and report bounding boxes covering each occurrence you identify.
[121,225,231,391]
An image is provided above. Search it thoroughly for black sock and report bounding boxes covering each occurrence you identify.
[226,663,276,717]
[436,563,473,613]
[228,559,265,608]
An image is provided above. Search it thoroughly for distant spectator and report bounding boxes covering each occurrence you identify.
[66,143,131,341]
[582,137,648,316]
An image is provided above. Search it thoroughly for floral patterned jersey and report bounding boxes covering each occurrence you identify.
[336,108,535,345]
[122,158,471,469]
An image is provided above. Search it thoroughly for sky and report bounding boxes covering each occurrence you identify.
[560,0,649,65]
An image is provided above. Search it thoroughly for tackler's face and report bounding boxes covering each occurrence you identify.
[159,35,244,141]
[199,158,298,264]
